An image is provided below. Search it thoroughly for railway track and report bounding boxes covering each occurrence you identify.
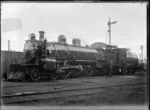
[2,80,60,88]
[2,75,144,89]
[2,82,147,105]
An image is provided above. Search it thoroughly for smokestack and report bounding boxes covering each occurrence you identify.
[39,31,45,41]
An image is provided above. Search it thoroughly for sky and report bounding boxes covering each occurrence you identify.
[1,2,147,59]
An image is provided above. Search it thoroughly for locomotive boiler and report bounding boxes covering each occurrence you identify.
[7,31,139,81]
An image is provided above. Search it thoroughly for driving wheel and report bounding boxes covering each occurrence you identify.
[30,69,40,81]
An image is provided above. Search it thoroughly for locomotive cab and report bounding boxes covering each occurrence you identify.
[105,45,118,65]
[106,45,118,55]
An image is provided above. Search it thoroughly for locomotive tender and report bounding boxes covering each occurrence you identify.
[8,31,138,81]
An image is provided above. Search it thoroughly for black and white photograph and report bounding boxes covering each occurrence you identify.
[1,1,148,110]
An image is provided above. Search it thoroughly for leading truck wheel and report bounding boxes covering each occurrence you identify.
[50,72,58,80]
[30,69,40,81]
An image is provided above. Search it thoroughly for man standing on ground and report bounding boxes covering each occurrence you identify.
[122,60,127,75]
[109,59,113,77]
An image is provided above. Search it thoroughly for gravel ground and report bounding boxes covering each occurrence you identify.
[6,83,147,106]
[2,75,147,96]
[1,74,148,109]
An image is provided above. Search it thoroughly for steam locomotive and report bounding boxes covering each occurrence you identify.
[8,31,138,81]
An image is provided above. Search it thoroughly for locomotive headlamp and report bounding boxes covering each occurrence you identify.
[29,33,36,40]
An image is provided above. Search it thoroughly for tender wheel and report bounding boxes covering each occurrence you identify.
[50,71,58,80]
[30,69,40,81]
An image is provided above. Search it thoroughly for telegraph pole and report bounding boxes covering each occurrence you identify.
[108,18,111,44]
[140,45,144,64]
[108,17,117,45]
[8,40,10,51]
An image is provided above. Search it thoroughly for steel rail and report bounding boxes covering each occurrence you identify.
[3,76,144,88]
[2,82,146,98]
